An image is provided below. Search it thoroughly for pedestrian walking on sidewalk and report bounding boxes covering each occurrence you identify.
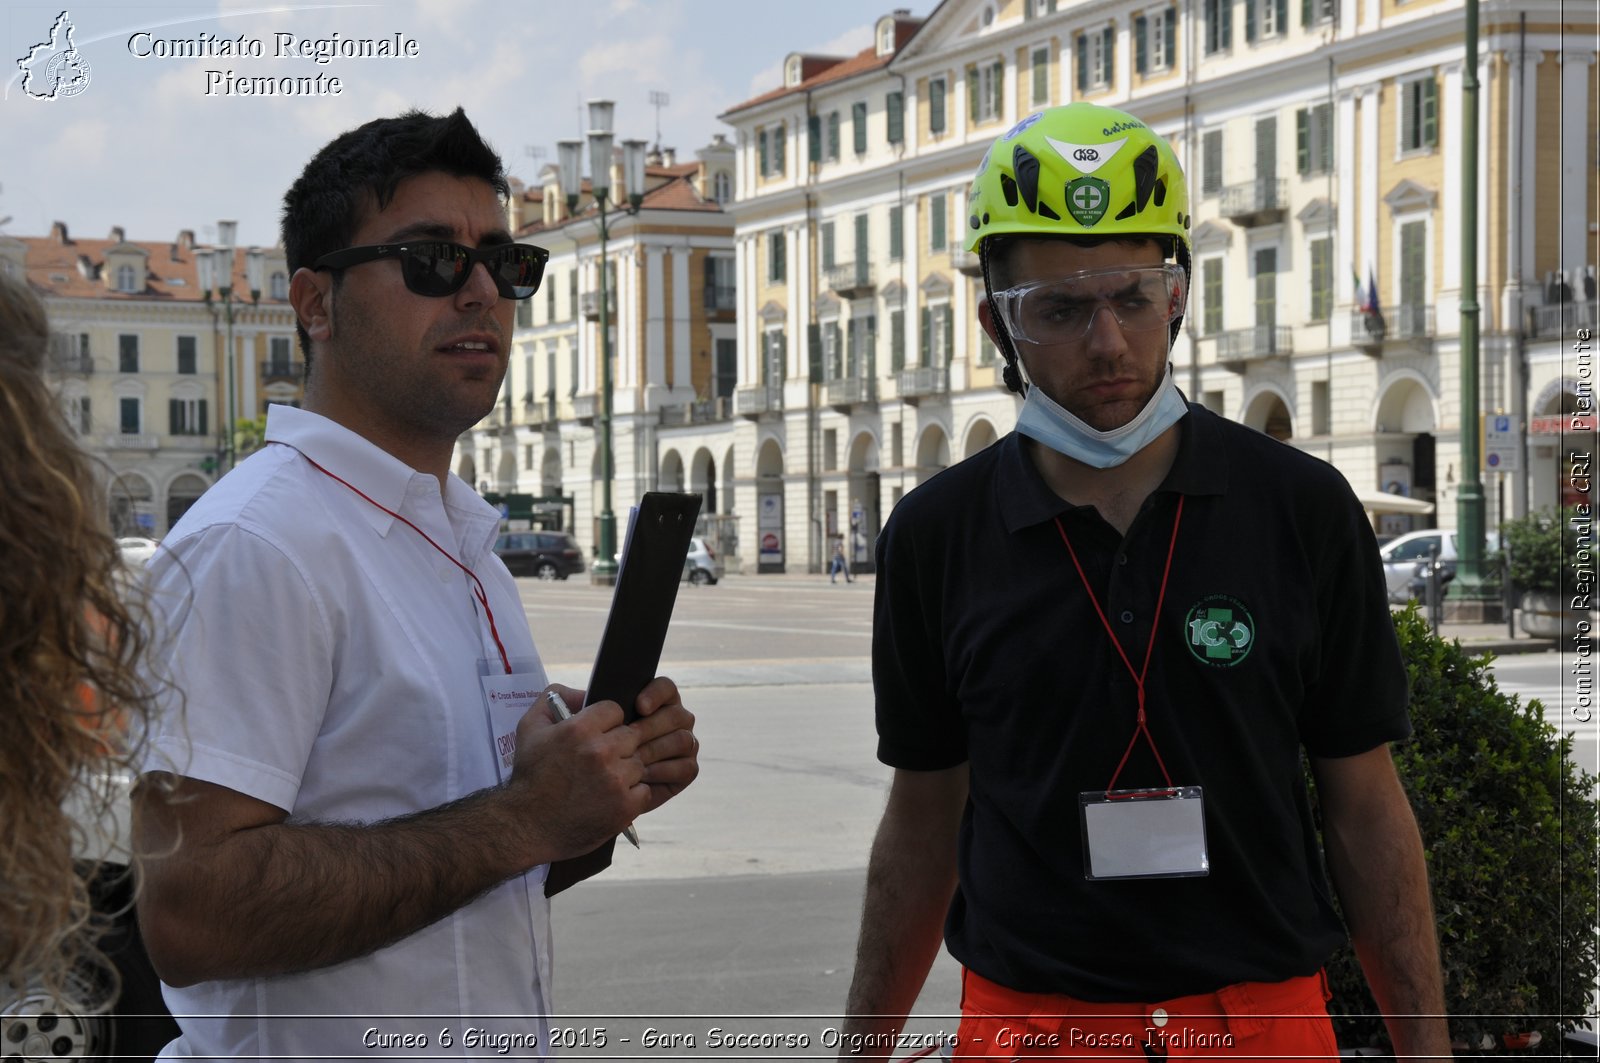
[831,539,854,583]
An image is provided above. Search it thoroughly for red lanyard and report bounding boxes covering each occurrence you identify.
[1053,495,1185,796]
[288,448,514,674]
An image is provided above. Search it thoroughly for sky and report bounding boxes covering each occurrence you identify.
[2,0,928,249]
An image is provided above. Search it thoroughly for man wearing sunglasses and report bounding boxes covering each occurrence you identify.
[133,108,699,1059]
[840,104,1449,1060]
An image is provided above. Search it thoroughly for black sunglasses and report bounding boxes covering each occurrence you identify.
[313,241,549,300]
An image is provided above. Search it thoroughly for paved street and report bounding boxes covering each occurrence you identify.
[524,572,1595,1059]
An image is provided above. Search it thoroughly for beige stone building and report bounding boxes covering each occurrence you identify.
[707,0,1597,572]
[4,222,299,537]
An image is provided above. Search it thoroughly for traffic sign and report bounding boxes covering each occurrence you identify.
[1484,414,1519,472]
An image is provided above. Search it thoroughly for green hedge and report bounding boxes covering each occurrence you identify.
[1315,608,1598,1051]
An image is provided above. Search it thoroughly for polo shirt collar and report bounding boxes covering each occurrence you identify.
[262,405,501,562]
[995,401,1229,534]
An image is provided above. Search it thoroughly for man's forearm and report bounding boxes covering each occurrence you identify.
[138,784,535,987]
[839,767,966,1060]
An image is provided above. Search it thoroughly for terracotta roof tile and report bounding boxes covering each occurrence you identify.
[720,16,925,117]
[19,233,289,304]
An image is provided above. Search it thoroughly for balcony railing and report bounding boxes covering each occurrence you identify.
[260,358,305,382]
[660,398,732,426]
[1351,304,1435,353]
[571,392,597,423]
[49,352,94,374]
[825,261,876,299]
[733,384,784,418]
[1216,325,1293,368]
[950,248,982,278]
[1219,178,1287,226]
[1528,300,1599,340]
[580,290,616,321]
[703,285,737,313]
[896,365,948,404]
[825,376,877,409]
[104,432,159,450]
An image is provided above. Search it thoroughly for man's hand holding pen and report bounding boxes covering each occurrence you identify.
[502,679,699,864]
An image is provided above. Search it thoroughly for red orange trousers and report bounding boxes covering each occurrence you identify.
[953,966,1339,1060]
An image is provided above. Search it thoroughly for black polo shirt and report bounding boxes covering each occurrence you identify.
[872,404,1410,1001]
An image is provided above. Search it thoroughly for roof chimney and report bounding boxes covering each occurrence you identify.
[51,221,70,245]
[109,225,125,243]
[173,229,194,259]
[76,254,95,280]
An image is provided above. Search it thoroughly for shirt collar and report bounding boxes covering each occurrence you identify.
[263,406,501,562]
[995,401,1229,534]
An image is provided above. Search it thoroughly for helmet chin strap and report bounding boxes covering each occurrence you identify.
[978,241,1029,397]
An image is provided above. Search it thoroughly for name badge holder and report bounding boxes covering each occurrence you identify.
[1054,497,1210,882]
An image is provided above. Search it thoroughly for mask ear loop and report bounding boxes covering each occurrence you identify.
[979,240,1029,396]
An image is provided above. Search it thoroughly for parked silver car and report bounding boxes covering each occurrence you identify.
[1378,529,1500,603]
[683,536,724,585]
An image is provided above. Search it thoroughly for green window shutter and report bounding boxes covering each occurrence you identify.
[889,206,903,259]
[1077,34,1088,93]
[887,91,904,144]
[758,130,768,176]
[773,125,785,172]
[942,305,954,364]
[930,193,946,251]
[930,79,946,134]
[1296,109,1310,174]
[891,309,906,371]
[807,324,822,383]
[1103,28,1114,85]
[990,60,1003,117]
[809,114,821,163]
[968,66,979,122]
[1302,0,1313,25]
[921,306,931,362]
[1221,0,1233,47]
[1135,15,1148,74]
[1032,48,1048,103]
[1422,78,1438,147]
[169,398,180,435]
[1245,0,1256,41]
[1276,0,1288,33]
[828,112,840,159]
[821,222,835,271]
[855,213,869,280]
[1320,104,1333,171]
[853,102,867,154]
[1165,9,1176,62]
[198,399,208,437]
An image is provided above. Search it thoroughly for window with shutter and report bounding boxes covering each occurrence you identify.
[1077,34,1089,92]
[929,77,947,135]
[920,307,932,363]
[119,334,139,374]
[821,222,835,271]
[1135,15,1148,74]
[177,335,197,374]
[968,66,980,122]
[1202,130,1223,195]
[887,91,905,144]
[758,129,769,176]
[1032,46,1049,104]
[889,207,904,260]
[120,397,140,434]
[853,102,868,154]
[827,112,840,160]
[989,60,1003,119]
[891,309,906,371]
[1202,257,1223,334]
[930,193,947,252]
[773,124,786,173]
[1309,237,1332,321]
[809,114,821,164]
[941,306,954,365]
[855,214,869,285]
[1254,247,1277,330]
[1101,27,1114,86]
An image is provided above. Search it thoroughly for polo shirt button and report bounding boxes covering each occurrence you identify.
[1117,553,1129,565]
[1120,610,1134,623]
[1150,1008,1169,1027]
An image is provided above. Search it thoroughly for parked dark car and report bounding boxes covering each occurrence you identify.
[493,530,586,580]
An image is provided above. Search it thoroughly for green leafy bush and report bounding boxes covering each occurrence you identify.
[1498,508,1574,595]
[1316,607,1598,1050]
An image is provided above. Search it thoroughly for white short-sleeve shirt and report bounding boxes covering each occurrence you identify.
[143,405,554,1059]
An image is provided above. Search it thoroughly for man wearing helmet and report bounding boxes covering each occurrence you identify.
[839,104,1449,1060]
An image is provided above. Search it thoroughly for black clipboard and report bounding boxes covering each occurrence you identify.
[546,491,701,895]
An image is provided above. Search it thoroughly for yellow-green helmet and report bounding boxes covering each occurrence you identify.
[964,102,1191,258]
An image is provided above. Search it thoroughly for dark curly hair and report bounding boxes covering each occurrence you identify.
[280,107,510,374]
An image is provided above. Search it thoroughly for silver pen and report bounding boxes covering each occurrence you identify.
[546,690,640,848]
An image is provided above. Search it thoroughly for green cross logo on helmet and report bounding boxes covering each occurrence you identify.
[965,103,1192,256]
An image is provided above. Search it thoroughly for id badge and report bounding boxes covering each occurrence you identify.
[1079,787,1209,880]
[477,657,548,784]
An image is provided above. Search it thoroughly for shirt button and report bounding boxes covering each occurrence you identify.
[1120,610,1134,623]
[1118,553,1129,566]
[1150,1008,1169,1028]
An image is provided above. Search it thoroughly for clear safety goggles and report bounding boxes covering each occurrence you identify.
[991,264,1186,346]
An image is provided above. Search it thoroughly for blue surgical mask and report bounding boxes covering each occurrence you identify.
[1015,365,1188,468]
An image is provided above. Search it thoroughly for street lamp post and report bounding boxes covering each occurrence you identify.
[559,101,646,585]
[198,221,263,475]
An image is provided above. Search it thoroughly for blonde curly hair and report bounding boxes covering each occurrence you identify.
[0,270,161,1007]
